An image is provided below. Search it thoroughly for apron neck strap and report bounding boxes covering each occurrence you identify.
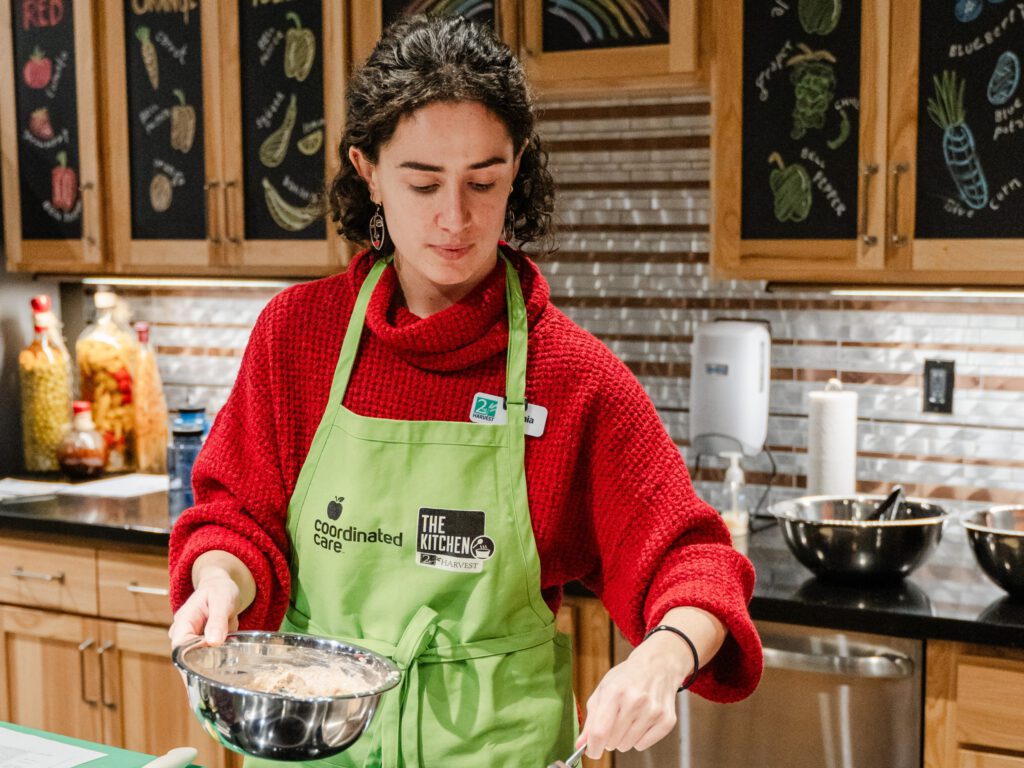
[330,252,529,408]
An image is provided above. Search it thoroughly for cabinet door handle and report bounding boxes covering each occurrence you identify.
[518,1,534,57]
[97,641,116,709]
[223,180,241,244]
[78,639,97,704]
[888,162,910,246]
[78,181,97,246]
[126,581,170,597]
[859,163,878,246]
[763,646,914,679]
[204,180,222,244]
[11,566,65,583]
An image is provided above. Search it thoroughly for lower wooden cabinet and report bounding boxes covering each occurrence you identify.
[926,640,1024,768]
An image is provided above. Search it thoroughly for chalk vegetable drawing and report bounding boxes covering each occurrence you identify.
[987,51,1020,105]
[787,44,838,140]
[927,70,989,210]
[798,0,842,35]
[768,152,813,222]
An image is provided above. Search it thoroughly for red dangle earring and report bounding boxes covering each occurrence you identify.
[369,203,386,251]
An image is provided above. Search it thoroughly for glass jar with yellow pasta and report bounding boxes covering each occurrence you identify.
[19,295,71,472]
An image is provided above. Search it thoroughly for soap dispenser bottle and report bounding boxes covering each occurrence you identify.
[719,451,750,552]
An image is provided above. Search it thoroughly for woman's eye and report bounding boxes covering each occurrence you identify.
[411,184,438,193]
[471,183,496,192]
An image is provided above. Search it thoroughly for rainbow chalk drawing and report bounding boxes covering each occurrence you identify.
[402,0,494,21]
[927,70,989,210]
[541,0,669,44]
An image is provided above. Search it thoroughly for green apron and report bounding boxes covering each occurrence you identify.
[251,255,577,768]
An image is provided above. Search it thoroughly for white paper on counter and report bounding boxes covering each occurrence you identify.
[57,474,170,499]
[0,478,72,501]
[0,726,106,768]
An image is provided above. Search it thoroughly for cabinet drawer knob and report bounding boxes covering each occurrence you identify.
[11,567,65,583]
[126,581,170,597]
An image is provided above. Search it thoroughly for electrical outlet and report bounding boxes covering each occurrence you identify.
[923,360,955,414]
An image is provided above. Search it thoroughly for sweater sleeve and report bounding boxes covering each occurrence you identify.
[167,301,293,630]
[580,355,762,703]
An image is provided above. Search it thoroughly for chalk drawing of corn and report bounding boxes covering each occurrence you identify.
[927,70,988,209]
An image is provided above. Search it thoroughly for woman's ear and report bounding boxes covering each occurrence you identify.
[348,146,379,202]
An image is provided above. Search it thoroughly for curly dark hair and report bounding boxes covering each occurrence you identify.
[328,14,556,255]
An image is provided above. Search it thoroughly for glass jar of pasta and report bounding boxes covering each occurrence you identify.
[134,322,169,474]
[77,290,139,471]
[18,295,72,472]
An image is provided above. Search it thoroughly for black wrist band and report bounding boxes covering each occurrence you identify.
[644,624,700,691]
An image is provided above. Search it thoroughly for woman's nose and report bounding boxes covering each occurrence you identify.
[437,188,471,232]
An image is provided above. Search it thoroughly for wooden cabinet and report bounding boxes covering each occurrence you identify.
[0,531,235,768]
[925,640,1024,768]
[348,0,701,95]
[0,0,105,273]
[97,1,349,277]
[712,0,1024,284]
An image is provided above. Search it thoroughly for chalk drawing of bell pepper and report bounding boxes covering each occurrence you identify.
[284,12,316,82]
[768,152,813,223]
[799,0,842,34]
[170,89,196,153]
[52,151,78,213]
[788,44,837,140]
[927,70,989,209]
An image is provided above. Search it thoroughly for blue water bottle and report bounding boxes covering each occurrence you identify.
[168,423,203,525]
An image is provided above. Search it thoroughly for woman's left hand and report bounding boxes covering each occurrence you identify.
[577,630,690,759]
[578,606,726,760]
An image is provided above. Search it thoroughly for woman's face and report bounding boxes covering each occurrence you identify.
[349,101,522,300]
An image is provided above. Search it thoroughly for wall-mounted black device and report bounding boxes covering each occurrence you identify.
[923,360,955,414]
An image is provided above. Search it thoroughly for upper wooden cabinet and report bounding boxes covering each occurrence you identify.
[0,0,105,273]
[348,0,701,94]
[98,0,349,277]
[712,0,1024,285]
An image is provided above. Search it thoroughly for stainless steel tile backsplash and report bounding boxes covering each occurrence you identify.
[122,93,1024,507]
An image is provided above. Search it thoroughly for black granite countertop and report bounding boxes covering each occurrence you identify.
[2,493,1022,647]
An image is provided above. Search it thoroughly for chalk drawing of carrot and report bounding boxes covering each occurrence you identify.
[927,70,988,210]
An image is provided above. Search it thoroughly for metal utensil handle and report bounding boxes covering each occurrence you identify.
[859,163,878,245]
[127,581,170,597]
[565,744,586,766]
[763,646,913,679]
[11,566,65,583]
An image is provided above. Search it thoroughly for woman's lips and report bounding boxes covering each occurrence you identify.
[431,244,472,260]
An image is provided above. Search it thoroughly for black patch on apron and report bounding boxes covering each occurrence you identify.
[416,507,495,573]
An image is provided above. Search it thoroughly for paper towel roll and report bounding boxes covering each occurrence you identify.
[807,378,858,496]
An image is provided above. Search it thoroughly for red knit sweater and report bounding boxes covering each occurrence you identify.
[168,248,762,702]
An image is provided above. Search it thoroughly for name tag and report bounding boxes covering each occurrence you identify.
[469,392,548,437]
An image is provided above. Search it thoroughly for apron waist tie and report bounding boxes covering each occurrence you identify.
[302,606,559,768]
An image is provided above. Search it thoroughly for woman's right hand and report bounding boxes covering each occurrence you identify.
[168,551,257,648]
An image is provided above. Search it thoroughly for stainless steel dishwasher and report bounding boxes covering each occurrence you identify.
[614,620,922,768]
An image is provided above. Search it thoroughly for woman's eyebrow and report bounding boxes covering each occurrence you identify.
[398,157,508,172]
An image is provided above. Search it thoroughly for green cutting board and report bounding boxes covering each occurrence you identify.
[0,722,199,767]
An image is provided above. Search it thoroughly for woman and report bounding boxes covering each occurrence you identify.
[168,14,761,767]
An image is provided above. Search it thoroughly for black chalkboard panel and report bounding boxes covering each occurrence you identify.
[741,0,861,240]
[11,0,83,240]
[240,1,326,241]
[542,0,668,52]
[382,0,495,28]
[123,0,207,240]
[915,1,1024,238]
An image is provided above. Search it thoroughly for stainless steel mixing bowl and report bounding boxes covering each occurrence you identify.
[962,506,1024,598]
[768,495,948,585]
[172,631,401,761]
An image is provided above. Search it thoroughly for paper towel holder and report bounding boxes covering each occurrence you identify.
[689,320,771,458]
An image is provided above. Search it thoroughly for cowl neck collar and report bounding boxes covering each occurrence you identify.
[345,247,549,372]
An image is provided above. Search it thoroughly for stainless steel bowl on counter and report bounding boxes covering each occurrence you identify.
[768,495,948,585]
[172,631,401,761]
[961,507,1024,599]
